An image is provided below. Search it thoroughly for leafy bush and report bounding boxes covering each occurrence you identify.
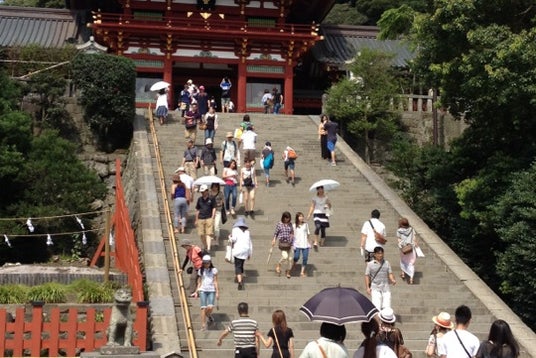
[27,282,67,303]
[0,284,28,304]
[72,54,136,151]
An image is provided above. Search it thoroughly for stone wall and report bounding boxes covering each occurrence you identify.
[401,110,468,148]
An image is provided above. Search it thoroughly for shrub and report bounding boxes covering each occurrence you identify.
[0,284,28,304]
[27,282,67,303]
[69,279,116,303]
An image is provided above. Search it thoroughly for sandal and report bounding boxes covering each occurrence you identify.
[286,270,291,279]
[300,272,306,277]
[409,278,414,285]
[400,273,405,279]
[275,264,281,276]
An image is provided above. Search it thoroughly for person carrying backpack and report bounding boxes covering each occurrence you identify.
[282,146,297,186]
[261,141,275,187]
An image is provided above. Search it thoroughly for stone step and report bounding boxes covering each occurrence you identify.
[147,112,535,358]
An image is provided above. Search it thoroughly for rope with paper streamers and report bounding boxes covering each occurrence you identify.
[0,209,111,247]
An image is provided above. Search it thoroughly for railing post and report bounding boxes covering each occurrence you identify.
[29,301,45,356]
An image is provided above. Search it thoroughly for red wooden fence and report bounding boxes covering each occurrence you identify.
[0,302,147,356]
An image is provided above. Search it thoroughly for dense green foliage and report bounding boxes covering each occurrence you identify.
[325,0,428,26]
[0,70,107,264]
[325,48,401,163]
[382,0,536,328]
[72,54,136,151]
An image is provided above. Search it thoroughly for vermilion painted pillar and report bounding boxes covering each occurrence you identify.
[237,58,247,113]
[283,63,294,114]
[163,56,174,109]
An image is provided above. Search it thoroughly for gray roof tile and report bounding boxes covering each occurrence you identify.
[313,24,414,68]
[0,6,78,47]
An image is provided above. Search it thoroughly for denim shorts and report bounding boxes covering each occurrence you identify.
[199,291,216,308]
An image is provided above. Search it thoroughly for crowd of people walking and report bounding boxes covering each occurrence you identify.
[153,92,523,358]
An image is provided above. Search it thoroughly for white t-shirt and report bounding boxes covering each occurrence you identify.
[299,337,348,358]
[361,218,386,252]
[198,267,218,292]
[179,173,194,190]
[437,329,480,357]
[241,130,257,150]
[156,93,168,108]
[353,344,397,358]
[293,223,310,249]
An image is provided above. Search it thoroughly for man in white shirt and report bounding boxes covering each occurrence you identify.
[240,125,257,165]
[360,209,386,262]
[438,305,480,358]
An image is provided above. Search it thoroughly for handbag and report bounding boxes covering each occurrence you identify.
[369,220,387,244]
[394,328,413,358]
[198,122,207,130]
[225,239,234,263]
[221,206,227,224]
[401,243,413,254]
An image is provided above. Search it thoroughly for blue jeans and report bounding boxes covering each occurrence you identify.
[204,128,215,142]
[273,103,282,114]
[293,248,310,266]
[224,184,237,210]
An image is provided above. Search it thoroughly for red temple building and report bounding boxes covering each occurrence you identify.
[64,0,336,114]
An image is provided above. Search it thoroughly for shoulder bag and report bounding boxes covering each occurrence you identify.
[400,228,414,254]
[314,340,327,358]
[225,239,234,263]
[272,327,284,358]
[394,328,413,358]
[369,220,387,244]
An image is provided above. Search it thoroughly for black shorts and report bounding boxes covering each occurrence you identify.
[235,346,256,358]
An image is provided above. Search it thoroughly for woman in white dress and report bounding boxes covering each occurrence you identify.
[396,217,419,284]
[293,212,311,277]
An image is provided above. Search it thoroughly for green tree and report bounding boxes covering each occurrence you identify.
[72,54,136,151]
[325,48,400,163]
[492,162,536,327]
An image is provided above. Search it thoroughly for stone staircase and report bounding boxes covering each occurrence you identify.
[145,111,534,358]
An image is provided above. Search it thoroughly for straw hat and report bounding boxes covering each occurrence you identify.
[432,312,455,329]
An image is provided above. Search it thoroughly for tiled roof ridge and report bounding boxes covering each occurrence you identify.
[0,5,74,20]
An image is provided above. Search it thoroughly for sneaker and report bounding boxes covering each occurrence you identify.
[291,180,295,187]
[244,211,249,217]
[226,211,231,215]
[249,211,255,219]
[331,162,336,167]
[230,208,236,215]
[208,315,214,323]
[237,282,243,290]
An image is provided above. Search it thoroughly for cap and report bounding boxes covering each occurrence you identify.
[187,79,193,84]
[379,308,396,324]
[175,167,185,173]
[205,138,213,145]
[180,239,193,247]
[432,312,455,329]
[202,254,211,262]
[199,184,208,192]
[226,131,234,138]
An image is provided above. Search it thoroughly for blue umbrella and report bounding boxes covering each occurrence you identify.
[300,286,378,325]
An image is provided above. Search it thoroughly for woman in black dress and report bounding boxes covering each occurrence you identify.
[257,310,294,358]
[319,114,330,160]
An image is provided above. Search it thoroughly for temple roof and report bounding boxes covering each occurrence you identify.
[0,6,78,48]
[312,24,415,68]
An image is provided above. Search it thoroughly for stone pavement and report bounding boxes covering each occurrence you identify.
[133,110,535,358]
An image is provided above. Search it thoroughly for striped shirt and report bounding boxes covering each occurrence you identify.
[227,317,258,348]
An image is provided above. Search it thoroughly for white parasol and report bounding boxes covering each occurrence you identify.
[309,179,340,192]
[150,81,170,91]
[193,176,226,186]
